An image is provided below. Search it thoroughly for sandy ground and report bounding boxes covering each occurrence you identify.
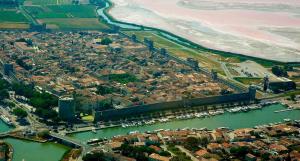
[109,0,300,62]
[231,61,276,78]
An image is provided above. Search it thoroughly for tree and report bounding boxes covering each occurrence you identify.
[13,108,28,118]
[199,137,209,147]
[100,37,112,45]
[290,94,296,101]
[37,130,50,138]
[284,65,293,71]
[83,151,106,161]
[96,85,115,95]
[97,99,113,111]
[184,137,199,152]
[272,66,288,77]
[0,89,9,101]
[230,146,250,158]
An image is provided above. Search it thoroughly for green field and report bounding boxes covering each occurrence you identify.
[124,30,225,75]
[41,18,109,30]
[25,5,97,19]
[234,77,263,85]
[0,9,28,22]
[23,4,110,30]
[24,0,72,5]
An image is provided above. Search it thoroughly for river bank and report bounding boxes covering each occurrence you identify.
[0,121,70,161]
[69,103,300,142]
[1,104,299,161]
[3,138,70,161]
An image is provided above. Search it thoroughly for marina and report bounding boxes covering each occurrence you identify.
[274,108,293,113]
[0,114,13,126]
[0,119,12,133]
[0,103,299,161]
[70,103,300,142]
[115,102,278,128]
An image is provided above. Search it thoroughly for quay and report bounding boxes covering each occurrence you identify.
[274,108,294,113]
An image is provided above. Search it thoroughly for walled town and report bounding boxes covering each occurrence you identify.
[0,31,232,111]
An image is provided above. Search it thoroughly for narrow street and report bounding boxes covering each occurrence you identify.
[176,145,199,161]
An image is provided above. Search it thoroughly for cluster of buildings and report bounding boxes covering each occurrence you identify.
[263,75,296,93]
[0,30,232,113]
[98,122,300,161]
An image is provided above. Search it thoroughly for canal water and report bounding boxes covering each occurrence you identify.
[3,138,70,161]
[0,119,12,133]
[97,2,142,30]
[1,104,299,161]
[70,104,300,141]
[0,120,69,161]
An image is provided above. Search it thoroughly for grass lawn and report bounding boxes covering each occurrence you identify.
[81,114,94,122]
[25,5,97,19]
[234,77,263,85]
[40,18,109,30]
[0,9,29,22]
[124,30,225,75]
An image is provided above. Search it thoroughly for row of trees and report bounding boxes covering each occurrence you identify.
[0,78,10,101]
[117,143,171,161]
[11,83,59,121]
[106,73,138,84]
[271,65,293,77]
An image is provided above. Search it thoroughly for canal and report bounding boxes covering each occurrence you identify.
[0,119,12,133]
[3,138,70,161]
[70,104,300,141]
[0,120,70,161]
[1,104,300,161]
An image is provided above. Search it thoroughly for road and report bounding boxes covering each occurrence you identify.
[19,6,39,25]
[176,145,199,161]
[220,62,233,79]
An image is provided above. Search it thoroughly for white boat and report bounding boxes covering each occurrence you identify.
[129,130,139,134]
[87,138,101,144]
[0,115,12,126]
[91,127,97,133]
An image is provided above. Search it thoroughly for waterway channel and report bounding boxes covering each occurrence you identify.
[1,104,300,161]
[70,104,300,141]
[0,119,12,133]
[0,120,70,161]
[3,138,70,161]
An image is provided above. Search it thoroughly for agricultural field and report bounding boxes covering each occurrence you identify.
[40,18,109,30]
[0,23,29,29]
[0,9,28,22]
[24,5,97,19]
[233,77,263,85]
[24,0,73,5]
[124,30,225,75]
[24,4,109,30]
[0,8,29,29]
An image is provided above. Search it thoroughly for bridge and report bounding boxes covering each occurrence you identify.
[49,132,92,159]
[49,132,86,148]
